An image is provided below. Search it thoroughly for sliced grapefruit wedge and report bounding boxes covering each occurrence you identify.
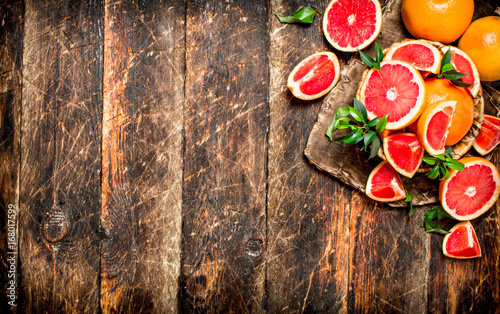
[287,51,341,100]
[384,39,441,74]
[357,60,426,130]
[383,132,424,178]
[366,161,406,202]
[473,115,500,155]
[323,0,382,52]
[442,46,480,98]
[417,100,456,156]
[439,157,500,221]
[442,221,481,259]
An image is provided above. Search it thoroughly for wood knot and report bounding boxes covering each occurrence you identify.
[245,238,264,258]
[42,206,71,243]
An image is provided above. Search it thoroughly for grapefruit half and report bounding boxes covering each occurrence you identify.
[442,46,480,98]
[417,100,456,156]
[439,157,500,221]
[366,161,406,202]
[323,0,382,52]
[357,60,426,130]
[473,115,500,155]
[384,40,441,74]
[383,132,423,178]
[442,221,481,259]
[287,51,341,100]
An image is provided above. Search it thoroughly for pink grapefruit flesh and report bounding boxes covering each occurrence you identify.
[385,40,441,73]
[383,133,424,178]
[417,100,456,156]
[323,0,382,52]
[443,46,480,98]
[366,161,406,202]
[443,221,481,259]
[473,115,500,155]
[287,51,340,100]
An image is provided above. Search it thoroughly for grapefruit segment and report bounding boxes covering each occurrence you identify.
[439,157,500,221]
[473,115,500,155]
[442,221,481,259]
[383,132,424,178]
[417,100,456,156]
[385,40,442,74]
[357,61,426,130]
[287,51,341,100]
[323,0,382,52]
[366,161,407,202]
[442,46,480,98]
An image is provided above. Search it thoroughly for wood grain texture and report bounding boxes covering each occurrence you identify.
[0,1,22,312]
[100,0,185,312]
[181,1,268,312]
[19,0,103,312]
[266,0,351,312]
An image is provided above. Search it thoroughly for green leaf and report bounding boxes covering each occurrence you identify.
[353,98,368,122]
[339,128,364,144]
[451,79,473,88]
[424,221,449,235]
[441,63,454,73]
[422,156,437,165]
[375,43,384,62]
[444,70,468,81]
[364,131,377,150]
[366,117,380,128]
[427,166,440,180]
[435,154,446,161]
[405,189,414,217]
[348,106,364,123]
[275,7,318,24]
[326,118,336,140]
[336,107,350,117]
[373,62,381,71]
[368,135,381,159]
[359,50,375,68]
[424,207,438,222]
[446,160,465,171]
[376,116,388,132]
[441,48,451,72]
[435,205,455,220]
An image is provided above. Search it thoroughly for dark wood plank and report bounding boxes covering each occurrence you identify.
[0,1,22,312]
[100,0,185,312]
[180,1,268,312]
[266,0,351,312]
[19,0,103,312]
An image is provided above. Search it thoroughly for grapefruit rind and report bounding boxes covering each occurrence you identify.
[442,221,481,259]
[384,39,442,74]
[441,46,480,98]
[357,60,426,130]
[322,0,382,52]
[287,51,341,101]
[473,115,500,155]
[366,161,407,202]
[417,100,457,156]
[383,133,424,178]
[439,157,500,221]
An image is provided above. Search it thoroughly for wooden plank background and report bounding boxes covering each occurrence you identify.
[0,0,499,312]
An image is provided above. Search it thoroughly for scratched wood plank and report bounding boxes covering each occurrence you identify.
[19,0,103,312]
[266,0,351,312]
[0,1,22,311]
[100,0,184,312]
[180,1,268,312]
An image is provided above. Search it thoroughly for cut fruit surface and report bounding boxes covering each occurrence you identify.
[442,221,481,259]
[384,40,441,74]
[443,46,480,98]
[473,115,500,155]
[383,133,423,178]
[439,157,500,221]
[357,60,426,130]
[287,52,341,100]
[423,78,474,146]
[323,0,382,52]
[366,161,406,202]
[417,100,456,156]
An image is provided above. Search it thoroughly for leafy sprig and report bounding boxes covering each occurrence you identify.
[275,7,318,24]
[358,43,384,71]
[421,146,464,180]
[437,48,472,87]
[326,97,388,159]
[405,189,414,217]
[422,205,454,235]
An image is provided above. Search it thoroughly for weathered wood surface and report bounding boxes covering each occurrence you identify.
[101,0,184,312]
[0,0,499,312]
